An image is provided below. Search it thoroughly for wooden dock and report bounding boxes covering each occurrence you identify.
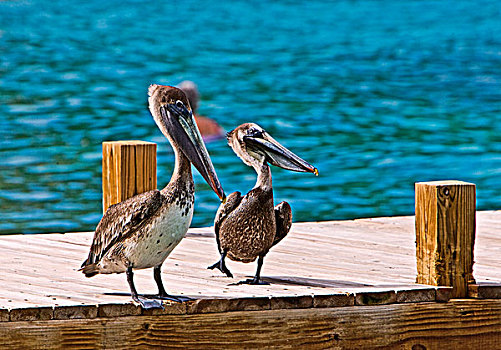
[0,211,500,349]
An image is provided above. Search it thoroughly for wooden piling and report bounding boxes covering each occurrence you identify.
[102,141,157,212]
[415,180,476,298]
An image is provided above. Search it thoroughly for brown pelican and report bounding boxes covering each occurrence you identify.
[80,85,225,308]
[208,123,317,284]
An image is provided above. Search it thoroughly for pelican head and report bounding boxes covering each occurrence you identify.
[226,123,318,175]
[148,84,225,200]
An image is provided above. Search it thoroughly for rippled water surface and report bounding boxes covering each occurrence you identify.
[1,0,500,234]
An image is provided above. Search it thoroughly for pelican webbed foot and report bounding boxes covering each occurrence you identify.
[236,277,270,285]
[207,250,233,278]
[236,256,269,285]
[133,295,164,309]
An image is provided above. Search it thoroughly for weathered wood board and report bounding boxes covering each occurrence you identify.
[0,212,499,348]
[0,211,499,314]
[3,300,501,349]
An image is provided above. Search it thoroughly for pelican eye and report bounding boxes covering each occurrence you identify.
[176,100,184,109]
[248,127,264,139]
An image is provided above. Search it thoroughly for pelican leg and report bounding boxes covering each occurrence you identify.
[154,265,168,296]
[126,266,140,300]
[152,265,191,302]
[126,266,163,309]
[237,256,270,285]
[208,250,233,278]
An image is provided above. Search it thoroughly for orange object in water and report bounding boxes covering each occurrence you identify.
[195,115,224,142]
[179,80,224,142]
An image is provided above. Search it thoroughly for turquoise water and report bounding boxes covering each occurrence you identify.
[0,1,500,234]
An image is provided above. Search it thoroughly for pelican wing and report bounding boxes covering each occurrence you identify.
[214,191,242,253]
[82,190,163,267]
[272,201,292,247]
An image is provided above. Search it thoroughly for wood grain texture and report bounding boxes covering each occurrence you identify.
[469,284,501,299]
[396,288,436,303]
[415,181,476,298]
[0,213,499,323]
[102,141,157,212]
[1,300,501,349]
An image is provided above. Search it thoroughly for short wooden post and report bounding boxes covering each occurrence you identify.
[415,180,476,298]
[102,141,157,212]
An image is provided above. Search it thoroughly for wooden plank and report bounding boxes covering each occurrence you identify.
[415,181,476,298]
[1,300,501,349]
[313,293,355,308]
[0,213,499,315]
[102,141,157,212]
[9,307,54,322]
[0,310,9,322]
[186,297,271,314]
[354,290,397,305]
[53,305,98,320]
[469,284,501,299]
[270,295,313,310]
[396,288,436,303]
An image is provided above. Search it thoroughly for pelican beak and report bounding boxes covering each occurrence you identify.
[161,103,225,201]
[244,132,318,175]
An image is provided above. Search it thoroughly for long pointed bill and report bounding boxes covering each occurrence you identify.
[244,133,318,175]
[161,104,225,200]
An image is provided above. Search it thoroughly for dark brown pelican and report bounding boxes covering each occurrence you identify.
[80,85,225,308]
[208,123,317,284]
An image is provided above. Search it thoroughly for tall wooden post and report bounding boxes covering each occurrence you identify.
[415,180,476,298]
[102,141,157,212]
